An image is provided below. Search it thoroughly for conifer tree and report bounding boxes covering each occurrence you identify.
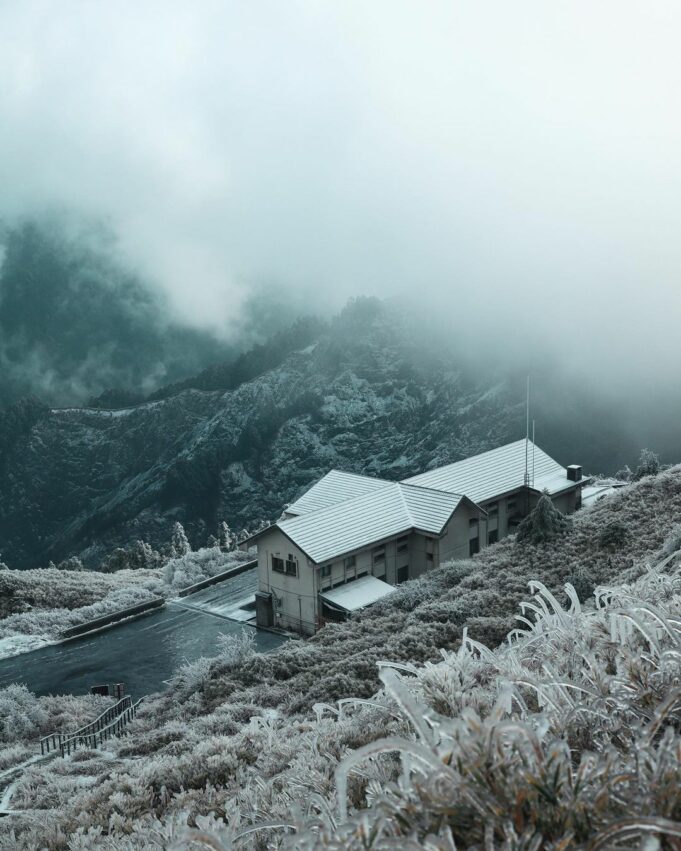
[218,521,233,552]
[171,522,191,557]
[516,492,571,544]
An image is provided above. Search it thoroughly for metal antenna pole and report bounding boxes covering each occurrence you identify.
[532,419,535,485]
[524,375,530,487]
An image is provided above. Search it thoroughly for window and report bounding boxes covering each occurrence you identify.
[507,499,517,512]
[469,538,480,557]
[487,502,498,516]
[271,555,284,573]
[372,547,385,565]
[397,536,409,553]
[285,555,298,577]
[488,530,498,545]
[321,564,331,578]
[469,518,478,528]
[425,538,435,554]
[344,555,356,570]
[426,552,434,564]
[397,565,409,583]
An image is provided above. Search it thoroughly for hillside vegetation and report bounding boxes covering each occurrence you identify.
[1,468,680,848]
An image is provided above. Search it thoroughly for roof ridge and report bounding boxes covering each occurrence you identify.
[398,481,465,498]
[396,481,414,526]
[281,479,398,527]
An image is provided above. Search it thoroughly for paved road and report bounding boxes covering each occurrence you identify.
[0,587,286,698]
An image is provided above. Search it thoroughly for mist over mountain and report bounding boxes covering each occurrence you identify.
[0,297,656,570]
[0,218,236,408]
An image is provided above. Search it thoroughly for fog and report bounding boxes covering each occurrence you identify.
[1,1,680,394]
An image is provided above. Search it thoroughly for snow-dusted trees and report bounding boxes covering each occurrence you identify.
[101,541,162,573]
[170,522,191,558]
[633,447,661,480]
[516,492,571,544]
[218,521,233,552]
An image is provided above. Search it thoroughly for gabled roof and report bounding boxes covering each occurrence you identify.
[404,439,572,504]
[277,482,467,564]
[285,469,392,517]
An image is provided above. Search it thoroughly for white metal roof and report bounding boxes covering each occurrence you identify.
[404,439,572,504]
[285,469,392,516]
[278,482,464,564]
[320,575,396,612]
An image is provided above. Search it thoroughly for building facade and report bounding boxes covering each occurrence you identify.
[242,439,587,635]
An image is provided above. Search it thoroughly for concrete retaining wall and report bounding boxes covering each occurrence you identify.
[60,598,165,640]
[177,559,257,598]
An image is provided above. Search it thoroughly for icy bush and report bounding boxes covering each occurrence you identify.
[0,684,49,742]
[516,491,571,544]
[633,447,662,480]
[162,546,251,591]
[3,470,681,849]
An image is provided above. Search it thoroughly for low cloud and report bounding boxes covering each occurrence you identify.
[0,1,680,392]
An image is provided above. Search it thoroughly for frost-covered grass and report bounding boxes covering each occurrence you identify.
[2,470,681,848]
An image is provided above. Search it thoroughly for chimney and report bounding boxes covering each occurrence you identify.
[567,464,582,482]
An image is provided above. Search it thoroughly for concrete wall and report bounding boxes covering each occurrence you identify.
[438,500,484,563]
[256,529,318,634]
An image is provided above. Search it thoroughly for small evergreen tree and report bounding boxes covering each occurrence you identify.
[516,492,571,545]
[171,522,191,557]
[633,448,660,481]
[218,521,234,552]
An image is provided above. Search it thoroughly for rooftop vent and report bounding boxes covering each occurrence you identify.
[567,464,582,482]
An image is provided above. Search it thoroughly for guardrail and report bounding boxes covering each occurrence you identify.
[40,695,133,756]
[60,598,165,640]
[60,697,143,756]
[177,559,257,598]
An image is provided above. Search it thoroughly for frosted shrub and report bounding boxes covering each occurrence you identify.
[216,629,256,668]
[162,547,249,591]
[0,684,49,742]
[597,520,628,550]
[170,656,214,699]
[662,523,681,556]
[633,447,661,480]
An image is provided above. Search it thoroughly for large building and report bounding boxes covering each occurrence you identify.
[242,439,587,635]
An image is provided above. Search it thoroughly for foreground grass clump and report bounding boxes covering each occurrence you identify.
[182,555,681,850]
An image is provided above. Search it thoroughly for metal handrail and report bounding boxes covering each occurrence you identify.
[40,695,132,755]
[60,697,143,757]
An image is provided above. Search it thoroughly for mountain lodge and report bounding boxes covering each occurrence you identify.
[242,439,588,635]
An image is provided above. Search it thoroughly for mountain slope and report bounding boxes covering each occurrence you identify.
[0,300,520,568]
[0,218,232,408]
[2,469,680,849]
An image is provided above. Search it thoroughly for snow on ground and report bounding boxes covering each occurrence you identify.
[0,634,54,661]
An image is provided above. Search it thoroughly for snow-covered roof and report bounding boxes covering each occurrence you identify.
[404,439,575,504]
[320,575,396,612]
[582,482,626,507]
[285,469,392,517]
[278,482,465,564]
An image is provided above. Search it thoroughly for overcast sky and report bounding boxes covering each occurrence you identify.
[0,1,680,385]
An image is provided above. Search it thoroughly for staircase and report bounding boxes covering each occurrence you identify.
[40,694,143,757]
[1,695,142,816]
